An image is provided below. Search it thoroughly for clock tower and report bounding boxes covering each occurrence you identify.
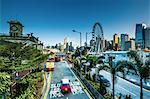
[8,20,24,37]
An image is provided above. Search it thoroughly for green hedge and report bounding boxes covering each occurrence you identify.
[15,72,44,99]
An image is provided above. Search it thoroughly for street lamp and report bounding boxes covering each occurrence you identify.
[72,30,83,77]
[72,30,82,48]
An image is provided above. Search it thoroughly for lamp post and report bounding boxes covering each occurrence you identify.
[72,30,82,77]
[72,30,82,48]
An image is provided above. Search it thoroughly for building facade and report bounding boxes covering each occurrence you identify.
[0,20,43,51]
[113,34,119,51]
[125,38,135,51]
[144,27,150,49]
[69,42,74,52]
[121,34,129,51]
[135,23,146,49]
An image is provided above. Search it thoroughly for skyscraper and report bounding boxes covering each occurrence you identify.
[144,27,150,49]
[69,42,74,52]
[64,37,67,49]
[125,38,135,51]
[121,34,129,50]
[135,23,146,49]
[113,34,119,51]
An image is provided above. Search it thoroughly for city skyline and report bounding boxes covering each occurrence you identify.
[0,0,149,46]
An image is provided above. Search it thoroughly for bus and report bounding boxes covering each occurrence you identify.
[46,62,54,71]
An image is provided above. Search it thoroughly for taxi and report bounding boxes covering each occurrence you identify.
[60,78,71,94]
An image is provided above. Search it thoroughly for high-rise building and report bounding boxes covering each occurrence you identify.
[69,42,74,52]
[125,38,135,51]
[64,37,67,49]
[70,42,72,47]
[121,34,129,50]
[104,39,107,51]
[144,27,150,49]
[65,42,69,52]
[110,40,114,50]
[113,34,119,51]
[135,23,146,49]
[104,40,113,51]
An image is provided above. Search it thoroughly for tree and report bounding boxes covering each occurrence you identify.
[127,50,150,99]
[116,60,132,78]
[0,72,12,98]
[81,48,87,56]
[0,42,47,98]
[74,48,80,58]
[97,57,126,99]
[86,56,97,68]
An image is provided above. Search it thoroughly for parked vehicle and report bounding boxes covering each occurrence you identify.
[96,75,110,87]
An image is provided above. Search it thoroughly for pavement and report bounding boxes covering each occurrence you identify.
[99,70,150,99]
[45,61,91,99]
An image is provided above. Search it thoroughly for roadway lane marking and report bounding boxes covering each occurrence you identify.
[118,85,136,96]
[49,81,84,98]
[44,71,52,99]
[65,61,93,99]
[101,70,150,93]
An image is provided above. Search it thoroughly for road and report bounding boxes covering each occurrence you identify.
[99,70,150,99]
[46,61,91,99]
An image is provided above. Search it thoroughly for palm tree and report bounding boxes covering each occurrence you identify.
[86,56,98,79]
[86,55,97,67]
[116,60,133,79]
[97,57,127,99]
[127,50,150,99]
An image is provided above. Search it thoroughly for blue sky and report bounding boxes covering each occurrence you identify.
[0,0,149,46]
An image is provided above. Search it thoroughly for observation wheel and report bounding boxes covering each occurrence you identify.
[92,22,104,53]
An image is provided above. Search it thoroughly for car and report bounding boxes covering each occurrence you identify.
[49,58,55,62]
[55,57,61,62]
[96,75,110,87]
[60,79,71,94]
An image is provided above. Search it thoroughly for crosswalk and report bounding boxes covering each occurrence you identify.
[49,81,85,98]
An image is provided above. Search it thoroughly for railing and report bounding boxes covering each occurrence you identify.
[71,68,104,99]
